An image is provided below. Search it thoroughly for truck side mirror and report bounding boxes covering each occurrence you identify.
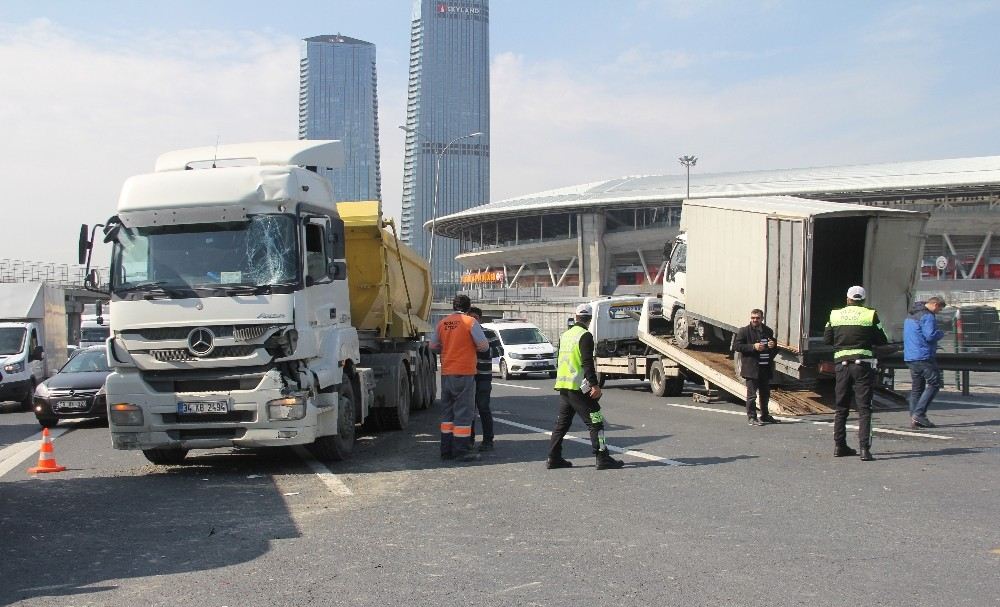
[85,269,101,289]
[30,345,44,361]
[78,224,91,265]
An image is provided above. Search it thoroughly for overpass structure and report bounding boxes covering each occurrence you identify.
[1,259,109,344]
[431,155,1000,298]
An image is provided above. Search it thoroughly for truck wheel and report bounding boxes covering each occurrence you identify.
[309,380,356,461]
[376,365,411,431]
[673,309,691,349]
[142,448,188,465]
[21,381,35,412]
[649,360,668,397]
[426,351,437,406]
[500,360,511,380]
[410,355,426,411]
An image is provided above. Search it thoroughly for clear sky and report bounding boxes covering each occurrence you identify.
[2,0,999,266]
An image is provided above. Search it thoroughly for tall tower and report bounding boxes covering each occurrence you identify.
[400,0,490,293]
[299,35,382,203]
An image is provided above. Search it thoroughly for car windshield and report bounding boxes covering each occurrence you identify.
[499,328,548,345]
[60,349,110,373]
[81,327,110,342]
[0,327,26,355]
[110,214,298,298]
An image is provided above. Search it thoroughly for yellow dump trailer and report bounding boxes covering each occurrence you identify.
[337,201,432,338]
[337,201,437,429]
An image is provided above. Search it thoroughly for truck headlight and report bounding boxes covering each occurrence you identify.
[267,394,307,421]
[4,361,24,374]
[109,403,144,426]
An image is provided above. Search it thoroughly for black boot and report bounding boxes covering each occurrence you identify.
[859,447,874,461]
[595,449,624,470]
[546,457,573,469]
[834,444,857,457]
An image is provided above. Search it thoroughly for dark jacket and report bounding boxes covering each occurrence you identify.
[903,301,943,362]
[823,303,889,362]
[576,323,599,388]
[732,323,777,379]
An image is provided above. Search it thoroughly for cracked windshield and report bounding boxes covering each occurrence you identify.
[111,215,297,295]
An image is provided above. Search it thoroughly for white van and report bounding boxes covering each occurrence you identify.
[481,320,557,380]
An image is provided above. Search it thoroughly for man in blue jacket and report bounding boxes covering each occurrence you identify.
[904,296,946,428]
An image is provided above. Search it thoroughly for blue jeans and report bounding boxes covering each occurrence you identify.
[907,360,941,421]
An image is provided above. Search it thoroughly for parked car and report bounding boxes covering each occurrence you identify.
[481,320,557,380]
[32,346,110,428]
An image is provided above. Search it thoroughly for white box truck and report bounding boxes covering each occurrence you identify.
[78,141,437,465]
[0,283,68,409]
[661,196,928,380]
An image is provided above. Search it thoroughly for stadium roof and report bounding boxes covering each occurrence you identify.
[431,155,1000,236]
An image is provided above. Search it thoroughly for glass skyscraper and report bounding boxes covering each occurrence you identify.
[400,0,490,291]
[299,35,382,203]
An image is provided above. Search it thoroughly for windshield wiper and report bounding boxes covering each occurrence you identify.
[116,280,178,300]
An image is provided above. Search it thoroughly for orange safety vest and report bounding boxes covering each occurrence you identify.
[436,313,479,376]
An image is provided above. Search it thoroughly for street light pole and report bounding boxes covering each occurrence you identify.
[399,125,483,283]
[678,155,698,199]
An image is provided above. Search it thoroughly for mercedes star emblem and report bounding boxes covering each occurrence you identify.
[186,327,216,357]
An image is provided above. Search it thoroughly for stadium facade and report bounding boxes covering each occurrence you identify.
[299,35,382,203]
[400,0,491,290]
[431,156,1000,298]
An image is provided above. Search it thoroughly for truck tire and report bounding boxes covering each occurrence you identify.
[21,380,35,412]
[309,381,356,462]
[425,350,437,407]
[673,309,691,349]
[376,363,411,431]
[410,355,426,411]
[142,448,188,465]
[649,360,668,397]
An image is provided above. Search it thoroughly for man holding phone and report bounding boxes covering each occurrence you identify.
[733,308,779,426]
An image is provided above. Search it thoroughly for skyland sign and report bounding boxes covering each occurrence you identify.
[461,271,504,285]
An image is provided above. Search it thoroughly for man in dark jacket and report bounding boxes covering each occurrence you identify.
[824,286,888,462]
[904,297,945,428]
[732,308,779,425]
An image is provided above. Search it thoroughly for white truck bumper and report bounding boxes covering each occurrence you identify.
[106,369,332,452]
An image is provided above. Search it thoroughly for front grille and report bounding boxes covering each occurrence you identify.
[167,428,246,441]
[162,411,255,424]
[151,345,258,362]
[521,353,552,360]
[48,389,99,398]
[143,369,269,394]
[127,324,281,342]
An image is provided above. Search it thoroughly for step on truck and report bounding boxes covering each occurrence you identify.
[78,140,436,465]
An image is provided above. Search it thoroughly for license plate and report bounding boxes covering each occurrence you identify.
[177,400,230,414]
[55,400,87,411]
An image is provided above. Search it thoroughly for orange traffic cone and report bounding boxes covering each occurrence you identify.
[28,428,66,474]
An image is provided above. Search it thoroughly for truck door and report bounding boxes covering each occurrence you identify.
[27,327,44,379]
[863,214,928,341]
[662,238,686,310]
[302,216,339,331]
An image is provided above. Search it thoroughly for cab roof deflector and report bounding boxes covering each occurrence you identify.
[154,140,345,172]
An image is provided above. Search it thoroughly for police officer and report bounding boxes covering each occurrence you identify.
[547,303,624,470]
[824,286,888,462]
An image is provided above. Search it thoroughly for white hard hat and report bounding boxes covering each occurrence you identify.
[847,285,866,301]
[575,303,593,317]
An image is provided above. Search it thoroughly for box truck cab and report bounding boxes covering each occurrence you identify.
[0,283,68,409]
[481,320,557,379]
[79,313,110,348]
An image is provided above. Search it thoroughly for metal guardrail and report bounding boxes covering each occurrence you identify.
[0,258,108,289]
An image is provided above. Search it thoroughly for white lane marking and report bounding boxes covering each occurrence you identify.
[293,446,353,496]
[933,398,1000,407]
[656,401,952,440]
[493,417,687,466]
[0,426,72,477]
[492,382,543,390]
